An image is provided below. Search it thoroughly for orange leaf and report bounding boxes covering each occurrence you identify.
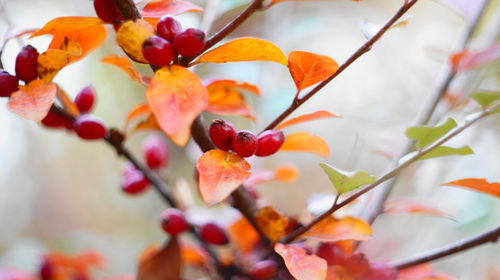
[303,216,372,242]
[180,243,207,266]
[196,150,251,205]
[206,83,255,120]
[138,239,181,280]
[384,199,455,220]
[101,55,151,86]
[116,20,155,63]
[38,38,82,82]
[288,51,338,90]
[194,37,288,65]
[255,206,290,243]
[8,80,57,121]
[146,65,208,146]
[31,17,104,38]
[133,114,161,133]
[124,103,151,131]
[442,178,500,198]
[275,243,327,280]
[228,217,260,254]
[48,25,107,63]
[141,0,203,17]
[206,79,260,95]
[276,110,340,130]
[280,132,329,157]
[275,165,299,182]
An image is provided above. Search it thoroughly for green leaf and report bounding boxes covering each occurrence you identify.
[470,91,500,108]
[418,146,474,161]
[319,163,376,194]
[405,118,457,148]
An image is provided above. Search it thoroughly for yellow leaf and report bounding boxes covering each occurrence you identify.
[116,20,155,63]
[303,216,372,242]
[146,65,207,146]
[255,206,289,243]
[194,37,288,65]
[281,132,329,157]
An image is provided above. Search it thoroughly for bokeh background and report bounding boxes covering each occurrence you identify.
[0,0,499,278]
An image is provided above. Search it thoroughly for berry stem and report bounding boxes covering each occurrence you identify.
[391,226,500,270]
[262,0,419,132]
[280,103,500,243]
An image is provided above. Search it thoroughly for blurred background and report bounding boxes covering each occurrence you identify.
[0,0,499,278]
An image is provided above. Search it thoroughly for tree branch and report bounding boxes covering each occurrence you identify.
[359,0,491,224]
[262,0,419,132]
[392,226,500,269]
[280,103,499,243]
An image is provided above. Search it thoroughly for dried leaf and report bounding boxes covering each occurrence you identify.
[228,217,260,254]
[146,65,208,146]
[256,206,290,243]
[101,55,151,86]
[116,20,155,63]
[288,51,338,90]
[276,110,340,130]
[406,118,457,149]
[319,163,375,194]
[196,150,251,205]
[275,243,327,280]
[303,216,372,242]
[8,80,57,121]
[137,239,181,280]
[384,199,455,220]
[194,37,288,65]
[280,132,329,157]
[442,178,500,198]
[141,0,203,17]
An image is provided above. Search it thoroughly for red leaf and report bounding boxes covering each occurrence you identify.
[8,80,57,121]
[275,243,327,280]
[276,110,340,130]
[442,178,500,198]
[196,150,251,205]
[141,0,203,17]
[138,239,181,280]
[146,65,208,146]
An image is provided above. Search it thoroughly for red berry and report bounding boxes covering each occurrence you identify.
[316,242,347,266]
[142,135,169,169]
[39,257,53,280]
[121,164,150,194]
[73,114,107,140]
[255,130,284,157]
[142,36,175,66]
[41,111,73,130]
[209,119,235,151]
[157,16,182,42]
[344,253,371,278]
[93,0,123,23]
[15,45,39,82]
[0,71,19,97]
[250,260,277,280]
[232,130,258,157]
[173,28,206,57]
[366,262,398,280]
[160,208,188,235]
[199,223,229,245]
[75,86,96,113]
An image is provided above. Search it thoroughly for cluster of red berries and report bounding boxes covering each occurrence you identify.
[160,209,229,246]
[316,242,397,280]
[0,44,40,98]
[121,135,169,194]
[142,16,206,66]
[209,119,285,158]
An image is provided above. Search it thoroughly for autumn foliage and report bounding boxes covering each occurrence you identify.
[0,0,499,279]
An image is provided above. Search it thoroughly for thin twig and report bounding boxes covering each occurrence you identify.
[281,103,499,243]
[391,225,500,269]
[358,0,492,224]
[263,0,419,131]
